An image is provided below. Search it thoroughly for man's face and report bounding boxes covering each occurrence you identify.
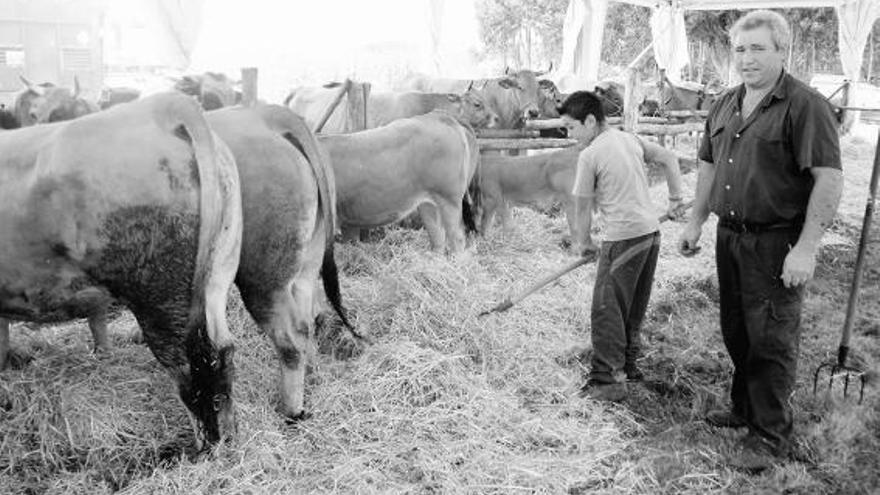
[732,25,785,90]
[561,114,597,142]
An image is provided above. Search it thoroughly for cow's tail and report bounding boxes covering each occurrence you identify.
[260,105,364,341]
[459,125,482,236]
[154,93,242,350]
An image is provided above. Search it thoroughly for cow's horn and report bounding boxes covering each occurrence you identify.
[73,75,81,97]
[467,80,475,91]
[504,66,511,75]
[19,75,43,95]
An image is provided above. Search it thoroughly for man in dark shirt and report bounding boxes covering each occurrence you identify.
[678,10,843,472]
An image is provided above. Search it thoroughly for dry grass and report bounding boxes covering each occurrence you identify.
[0,130,878,494]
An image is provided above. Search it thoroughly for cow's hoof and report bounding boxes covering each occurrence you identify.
[284,411,312,426]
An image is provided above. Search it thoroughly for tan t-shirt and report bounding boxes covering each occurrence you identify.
[572,128,659,242]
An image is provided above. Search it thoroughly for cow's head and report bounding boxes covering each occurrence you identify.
[174,72,241,110]
[486,67,543,128]
[17,76,97,125]
[537,79,562,118]
[593,81,623,117]
[456,86,499,129]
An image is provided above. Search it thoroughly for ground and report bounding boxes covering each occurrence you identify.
[0,127,878,494]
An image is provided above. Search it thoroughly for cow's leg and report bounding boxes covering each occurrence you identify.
[498,201,514,231]
[0,318,9,370]
[436,197,466,253]
[480,196,498,236]
[418,203,446,252]
[88,308,111,353]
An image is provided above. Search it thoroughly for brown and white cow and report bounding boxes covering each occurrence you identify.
[398,67,546,129]
[479,136,680,251]
[13,76,98,127]
[285,82,498,133]
[204,104,355,420]
[0,92,243,450]
[1,77,114,354]
[319,110,481,253]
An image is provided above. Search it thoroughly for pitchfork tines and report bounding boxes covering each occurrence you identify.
[813,346,866,404]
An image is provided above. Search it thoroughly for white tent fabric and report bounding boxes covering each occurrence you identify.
[650,2,690,83]
[557,0,609,90]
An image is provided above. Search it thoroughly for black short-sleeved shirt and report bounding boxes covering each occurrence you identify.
[698,71,841,225]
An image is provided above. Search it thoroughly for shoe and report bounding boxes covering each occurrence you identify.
[578,380,627,402]
[624,364,644,382]
[705,409,748,428]
[726,433,782,474]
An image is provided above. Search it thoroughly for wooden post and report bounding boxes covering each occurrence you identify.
[314,79,351,133]
[346,81,370,132]
[241,67,258,107]
[623,67,640,132]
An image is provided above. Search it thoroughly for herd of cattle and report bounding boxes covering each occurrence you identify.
[0,68,711,452]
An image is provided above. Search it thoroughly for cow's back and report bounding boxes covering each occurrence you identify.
[319,111,474,228]
[205,106,320,295]
[0,92,241,340]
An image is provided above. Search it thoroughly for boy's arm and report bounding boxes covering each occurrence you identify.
[639,137,685,217]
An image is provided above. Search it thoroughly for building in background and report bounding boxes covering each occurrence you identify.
[0,0,105,105]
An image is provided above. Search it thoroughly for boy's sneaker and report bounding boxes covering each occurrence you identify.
[578,380,627,402]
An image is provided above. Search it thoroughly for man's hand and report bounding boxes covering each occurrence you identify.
[678,222,702,257]
[781,243,816,288]
[575,238,600,260]
[667,198,687,221]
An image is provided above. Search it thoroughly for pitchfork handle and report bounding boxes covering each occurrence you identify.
[837,128,880,363]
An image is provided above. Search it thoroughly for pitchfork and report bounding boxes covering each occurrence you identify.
[812,128,880,404]
[478,201,693,317]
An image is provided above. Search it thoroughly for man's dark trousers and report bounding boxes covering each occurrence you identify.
[716,224,805,452]
[591,231,661,383]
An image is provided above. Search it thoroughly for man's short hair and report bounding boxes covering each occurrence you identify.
[730,10,791,53]
[557,91,605,124]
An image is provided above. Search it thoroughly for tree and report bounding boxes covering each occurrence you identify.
[475,0,568,69]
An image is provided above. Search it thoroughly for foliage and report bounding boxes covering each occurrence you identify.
[475,0,569,69]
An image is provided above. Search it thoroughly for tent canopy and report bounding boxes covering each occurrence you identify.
[557,0,880,91]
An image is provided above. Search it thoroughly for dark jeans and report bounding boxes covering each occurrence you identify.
[716,224,804,451]
[590,231,661,384]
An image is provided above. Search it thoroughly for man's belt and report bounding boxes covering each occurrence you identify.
[718,218,803,234]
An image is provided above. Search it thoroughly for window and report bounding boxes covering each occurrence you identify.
[61,47,91,71]
[0,46,24,67]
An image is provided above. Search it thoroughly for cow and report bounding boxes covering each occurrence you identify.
[6,77,98,128]
[479,144,586,246]
[98,86,142,110]
[478,135,681,251]
[398,67,547,129]
[318,110,481,253]
[0,92,243,450]
[593,81,624,117]
[284,82,499,133]
[1,78,106,349]
[175,72,241,111]
[204,104,356,421]
[640,81,717,116]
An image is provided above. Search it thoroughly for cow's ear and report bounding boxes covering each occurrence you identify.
[446,94,460,103]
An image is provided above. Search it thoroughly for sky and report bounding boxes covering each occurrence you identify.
[186,0,484,100]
